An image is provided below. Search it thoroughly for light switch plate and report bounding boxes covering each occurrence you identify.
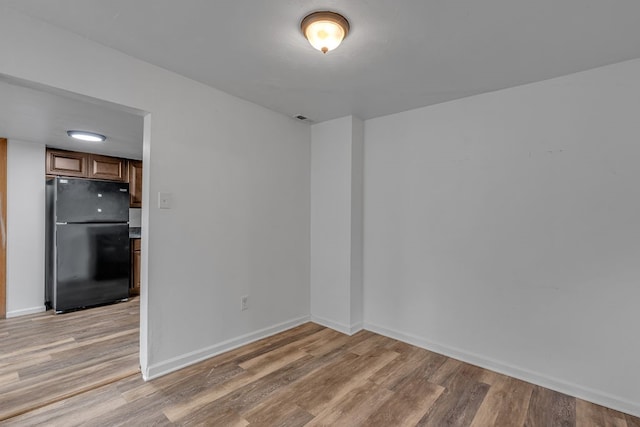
[158,192,172,209]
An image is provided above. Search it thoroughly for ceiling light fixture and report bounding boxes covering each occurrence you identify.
[301,11,350,54]
[67,130,106,142]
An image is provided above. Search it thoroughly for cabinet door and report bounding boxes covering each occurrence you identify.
[133,250,141,293]
[128,160,143,208]
[131,239,141,295]
[88,154,127,181]
[46,149,88,178]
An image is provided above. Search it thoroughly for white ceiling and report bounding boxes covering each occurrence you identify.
[0,76,144,159]
[5,0,640,124]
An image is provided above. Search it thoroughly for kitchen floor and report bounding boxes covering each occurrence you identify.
[1,301,638,426]
[0,298,139,422]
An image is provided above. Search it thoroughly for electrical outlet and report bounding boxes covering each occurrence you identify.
[241,295,249,311]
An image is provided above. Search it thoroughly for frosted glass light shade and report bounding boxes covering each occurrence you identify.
[301,11,350,54]
[67,130,106,142]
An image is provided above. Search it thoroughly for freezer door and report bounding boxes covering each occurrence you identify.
[53,223,130,312]
[55,178,129,223]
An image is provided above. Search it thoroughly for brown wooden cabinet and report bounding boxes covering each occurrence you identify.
[46,149,88,178]
[128,160,143,208]
[45,149,141,206]
[130,238,141,296]
[88,154,127,182]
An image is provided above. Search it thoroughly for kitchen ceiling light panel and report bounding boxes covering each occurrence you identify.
[67,130,107,142]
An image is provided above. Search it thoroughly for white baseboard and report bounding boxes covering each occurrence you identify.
[349,321,364,335]
[143,315,310,381]
[6,305,46,318]
[364,322,640,418]
[311,315,363,336]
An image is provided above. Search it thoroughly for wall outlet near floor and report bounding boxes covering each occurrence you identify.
[241,295,249,311]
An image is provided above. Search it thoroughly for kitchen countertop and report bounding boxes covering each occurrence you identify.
[129,227,141,239]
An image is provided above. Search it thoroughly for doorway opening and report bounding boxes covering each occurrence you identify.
[0,75,148,420]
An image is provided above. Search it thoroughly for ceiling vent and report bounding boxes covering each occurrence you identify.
[294,115,313,123]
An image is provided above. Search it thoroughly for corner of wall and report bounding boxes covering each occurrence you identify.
[311,314,362,336]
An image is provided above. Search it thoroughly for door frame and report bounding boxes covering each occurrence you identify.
[1,138,7,319]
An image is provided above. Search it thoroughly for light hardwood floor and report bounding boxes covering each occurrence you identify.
[0,299,638,426]
[0,298,140,422]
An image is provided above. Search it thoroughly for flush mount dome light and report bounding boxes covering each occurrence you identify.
[301,11,350,54]
[67,130,106,142]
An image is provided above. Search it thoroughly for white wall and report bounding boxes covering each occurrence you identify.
[6,140,46,317]
[310,116,363,334]
[311,118,352,330]
[364,59,640,416]
[0,6,311,378]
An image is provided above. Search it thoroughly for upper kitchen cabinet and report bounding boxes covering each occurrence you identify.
[46,148,128,183]
[46,149,88,178]
[88,154,127,182]
[128,160,143,208]
[45,148,141,206]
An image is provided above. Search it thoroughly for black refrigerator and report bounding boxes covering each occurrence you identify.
[45,177,130,313]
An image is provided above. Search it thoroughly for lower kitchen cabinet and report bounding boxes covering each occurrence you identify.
[130,238,141,296]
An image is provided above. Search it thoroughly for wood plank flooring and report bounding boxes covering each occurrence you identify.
[0,298,140,422]
[1,299,638,426]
